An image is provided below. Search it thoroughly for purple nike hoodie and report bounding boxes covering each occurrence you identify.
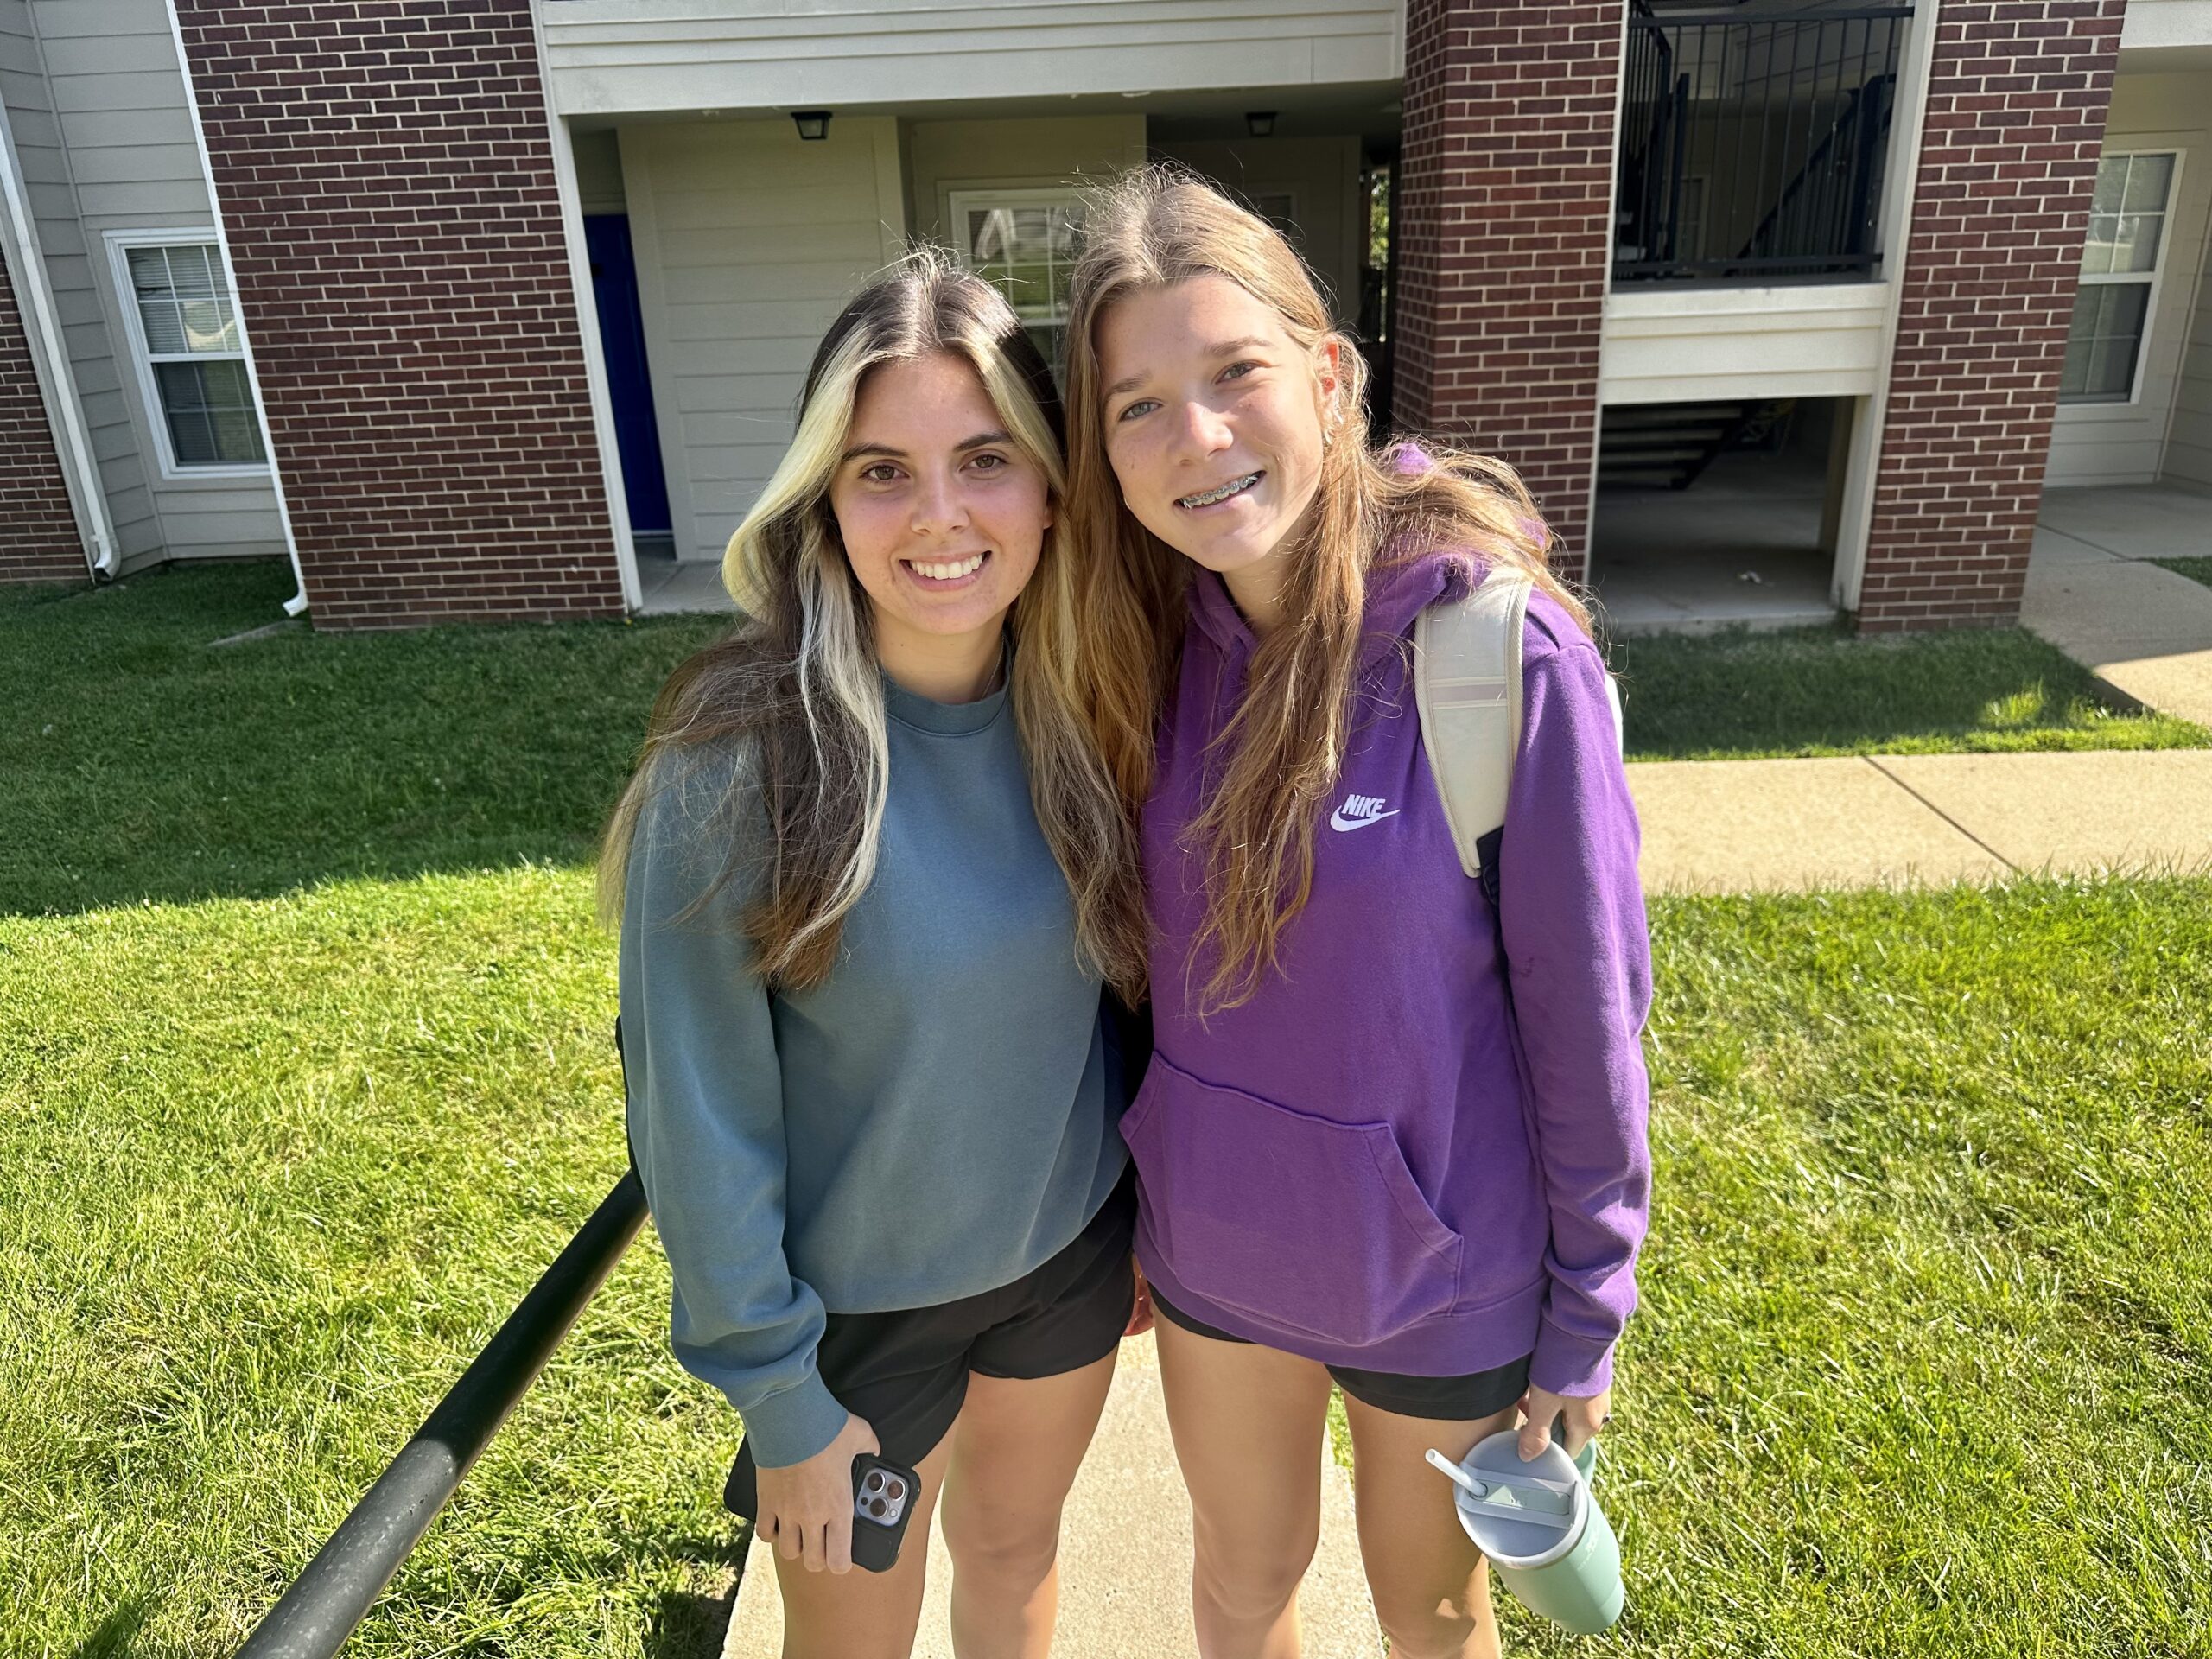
[1126,545,1653,1396]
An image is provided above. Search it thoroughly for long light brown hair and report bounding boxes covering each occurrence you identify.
[1062,167,1591,1013]
[601,249,1147,999]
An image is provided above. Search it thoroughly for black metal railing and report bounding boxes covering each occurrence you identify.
[232,1173,648,1658]
[1616,1,1910,283]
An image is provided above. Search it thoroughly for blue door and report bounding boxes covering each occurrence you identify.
[584,213,672,536]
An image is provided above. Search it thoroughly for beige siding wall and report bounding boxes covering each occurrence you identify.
[1149,136,1365,325]
[2172,224,2212,493]
[22,0,283,564]
[621,117,906,562]
[905,115,1144,249]
[2046,72,2212,489]
[0,0,162,563]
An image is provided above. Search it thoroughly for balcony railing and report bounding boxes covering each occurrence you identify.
[1616,1,1910,283]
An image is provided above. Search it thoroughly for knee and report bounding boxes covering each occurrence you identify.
[1192,1517,1318,1626]
[1371,1596,1489,1659]
[940,1497,1062,1590]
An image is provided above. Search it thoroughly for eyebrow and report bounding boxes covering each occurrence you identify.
[1103,338,1274,404]
[840,430,1011,464]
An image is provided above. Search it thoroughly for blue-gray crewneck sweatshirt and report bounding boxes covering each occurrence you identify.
[619,670,1127,1469]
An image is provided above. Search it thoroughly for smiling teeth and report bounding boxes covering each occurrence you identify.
[911,554,985,580]
[1179,474,1261,509]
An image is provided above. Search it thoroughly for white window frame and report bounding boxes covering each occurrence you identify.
[104,227,273,480]
[2061,149,2184,410]
[946,186,1084,327]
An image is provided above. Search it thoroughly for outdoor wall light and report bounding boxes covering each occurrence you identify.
[1246,111,1277,138]
[792,111,832,141]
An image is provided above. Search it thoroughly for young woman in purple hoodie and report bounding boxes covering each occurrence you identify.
[1059,169,1654,1659]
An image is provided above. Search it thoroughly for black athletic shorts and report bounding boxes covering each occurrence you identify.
[724,1170,1137,1519]
[1150,1285,1531,1421]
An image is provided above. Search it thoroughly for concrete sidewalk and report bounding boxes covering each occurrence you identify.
[2025,485,2212,729]
[721,1332,1383,1658]
[1629,748,2212,893]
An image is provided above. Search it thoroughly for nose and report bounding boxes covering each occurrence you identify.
[1170,397,1234,466]
[909,467,969,537]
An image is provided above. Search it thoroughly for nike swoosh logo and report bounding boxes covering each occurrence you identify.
[1328,808,1400,832]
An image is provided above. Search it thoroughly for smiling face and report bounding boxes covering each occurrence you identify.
[1095,274,1338,626]
[827,350,1051,679]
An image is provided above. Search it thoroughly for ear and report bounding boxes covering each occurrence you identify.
[1313,337,1344,415]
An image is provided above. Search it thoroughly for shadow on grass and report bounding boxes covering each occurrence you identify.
[2,562,729,918]
[641,1526,750,1659]
[70,1593,150,1659]
[1606,620,2209,761]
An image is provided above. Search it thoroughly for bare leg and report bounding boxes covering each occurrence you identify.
[938,1351,1119,1659]
[1341,1395,1519,1659]
[1154,1315,1334,1659]
[772,1428,957,1659]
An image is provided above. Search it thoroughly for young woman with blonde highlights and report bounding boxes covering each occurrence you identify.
[604,251,1149,1659]
[1062,169,1653,1659]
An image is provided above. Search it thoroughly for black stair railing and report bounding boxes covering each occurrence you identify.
[1616,3,1911,283]
[231,1173,649,1659]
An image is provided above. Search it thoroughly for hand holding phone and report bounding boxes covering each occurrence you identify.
[849,1452,921,1573]
[755,1412,880,1574]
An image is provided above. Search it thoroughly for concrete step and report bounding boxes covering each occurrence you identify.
[721,1332,1382,1658]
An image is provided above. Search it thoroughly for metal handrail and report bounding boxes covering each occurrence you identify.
[232,1172,649,1658]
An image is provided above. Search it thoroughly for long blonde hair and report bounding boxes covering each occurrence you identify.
[601,248,1147,999]
[1062,167,1590,1013]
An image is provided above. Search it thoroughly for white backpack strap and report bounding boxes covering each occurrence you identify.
[1414,569,1531,881]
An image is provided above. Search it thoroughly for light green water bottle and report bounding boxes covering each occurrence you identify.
[1425,1429,1624,1635]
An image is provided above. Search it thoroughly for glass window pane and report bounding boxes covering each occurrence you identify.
[167,405,219,465]
[154,359,265,465]
[167,245,218,299]
[138,300,187,353]
[2060,328,2094,399]
[179,298,238,353]
[2120,153,2174,213]
[2081,215,2117,276]
[126,245,175,302]
[2107,213,2164,274]
[2062,283,2148,402]
[129,243,243,354]
[2090,155,2127,215]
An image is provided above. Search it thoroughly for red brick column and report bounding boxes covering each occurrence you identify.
[0,254,87,586]
[174,0,622,629]
[1859,0,2125,632]
[1392,0,1621,582]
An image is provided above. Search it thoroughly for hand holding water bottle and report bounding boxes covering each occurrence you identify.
[1517,1383,1611,1461]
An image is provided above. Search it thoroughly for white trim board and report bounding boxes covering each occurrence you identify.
[100,227,272,482]
[1599,282,1891,405]
[543,0,1402,116]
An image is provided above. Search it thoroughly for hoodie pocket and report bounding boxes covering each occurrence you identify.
[1120,1054,1463,1348]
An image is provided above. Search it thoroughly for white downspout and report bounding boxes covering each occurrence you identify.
[162,0,309,618]
[0,99,118,578]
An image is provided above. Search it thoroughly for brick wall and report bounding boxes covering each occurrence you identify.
[1859,0,2126,632]
[0,253,87,586]
[1392,0,1621,582]
[173,0,623,629]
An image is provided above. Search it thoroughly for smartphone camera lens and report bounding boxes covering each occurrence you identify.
[865,1471,884,1493]
[886,1478,905,1502]
[868,1497,887,1518]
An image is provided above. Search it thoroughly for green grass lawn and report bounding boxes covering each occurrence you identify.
[2153,556,2212,592]
[4,563,2209,1656]
[0,561,724,917]
[1608,623,2208,761]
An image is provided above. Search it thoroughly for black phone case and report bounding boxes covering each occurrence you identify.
[850,1452,920,1573]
